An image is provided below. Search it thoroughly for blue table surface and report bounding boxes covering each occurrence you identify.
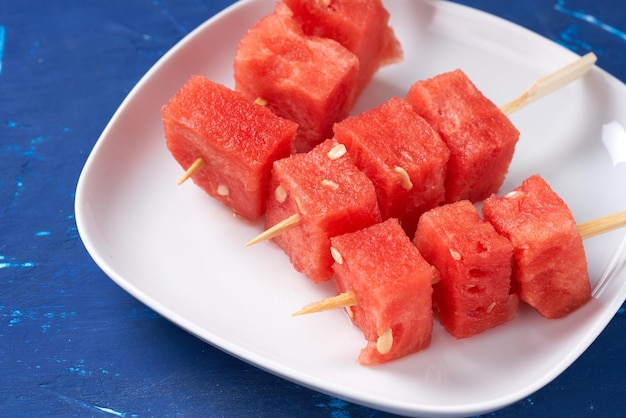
[1,1,625,416]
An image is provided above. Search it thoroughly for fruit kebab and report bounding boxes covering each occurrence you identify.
[245,52,597,244]
[294,204,626,316]
[291,175,626,364]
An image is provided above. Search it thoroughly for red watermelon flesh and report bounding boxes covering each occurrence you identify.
[333,97,450,236]
[482,174,591,319]
[234,3,359,153]
[265,138,382,283]
[161,75,297,221]
[283,0,403,97]
[406,69,520,203]
[331,218,433,365]
[414,200,518,339]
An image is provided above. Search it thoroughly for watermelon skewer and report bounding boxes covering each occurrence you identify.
[245,53,597,246]
[292,204,625,360]
[293,201,626,318]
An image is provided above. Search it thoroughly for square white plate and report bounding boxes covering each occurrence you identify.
[75,1,626,416]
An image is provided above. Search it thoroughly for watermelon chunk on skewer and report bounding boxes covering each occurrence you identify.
[482,174,591,319]
[283,0,403,97]
[234,4,359,153]
[414,200,519,339]
[264,138,382,283]
[161,75,297,221]
[330,218,433,365]
[406,69,520,203]
[333,97,450,236]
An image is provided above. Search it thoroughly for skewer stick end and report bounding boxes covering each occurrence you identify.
[500,51,597,116]
[177,157,205,185]
[577,210,626,240]
[245,213,302,247]
[292,291,357,316]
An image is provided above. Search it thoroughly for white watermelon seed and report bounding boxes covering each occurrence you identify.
[376,328,393,355]
[330,246,343,264]
[295,196,304,213]
[275,185,287,203]
[217,184,229,196]
[327,144,347,160]
[321,179,339,190]
[394,166,413,190]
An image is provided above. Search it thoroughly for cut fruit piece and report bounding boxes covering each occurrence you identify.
[406,69,520,203]
[265,139,382,283]
[331,218,433,365]
[482,174,591,319]
[162,75,297,221]
[414,200,518,339]
[234,3,359,152]
[333,97,449,236]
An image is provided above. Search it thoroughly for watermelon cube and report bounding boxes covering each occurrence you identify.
[234,3,359,153]
[333,97,450,236]
[482,174,591,319]
[265,138,382,283]
[331,218,433,365]
[161,75,297,221]
[406,69,520,203]
[283,0,403,97]
[414,200,518,339]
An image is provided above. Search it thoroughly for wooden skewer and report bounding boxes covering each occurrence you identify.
[292,291,357,316]
[577,209,626,239]
[244,213,301,247]
[293,209,626,316]
[245,56,598,245]
[499,52,597,115]
[178,97,268,185]
[177,157,205,185]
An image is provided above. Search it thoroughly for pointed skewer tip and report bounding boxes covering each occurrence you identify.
[177,157,205,185]
[245,213,302,247]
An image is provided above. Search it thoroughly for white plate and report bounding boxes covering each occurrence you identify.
[75,1,626,416]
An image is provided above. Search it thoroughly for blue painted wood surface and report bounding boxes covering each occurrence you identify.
[1,1,624,416]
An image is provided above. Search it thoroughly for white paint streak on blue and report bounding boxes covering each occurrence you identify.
[555,1,626,41]
[94,406,127,417]
[39,387,130,417]
[0,25,5,75]
[0,259,35,269]
[9,309,23,325]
